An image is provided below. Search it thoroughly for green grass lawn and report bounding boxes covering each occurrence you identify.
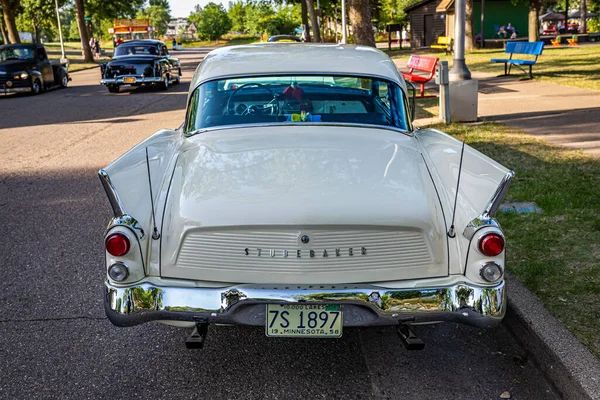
[415,97,600,358]
[47,54,109,72]
[391,44,600,91]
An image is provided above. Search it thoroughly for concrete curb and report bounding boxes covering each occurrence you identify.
[503,272,600,399]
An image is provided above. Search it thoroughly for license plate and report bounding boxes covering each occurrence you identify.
[266,304,343,338]
[123,77,136,83]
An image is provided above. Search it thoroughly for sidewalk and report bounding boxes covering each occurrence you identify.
[393,58,600,157]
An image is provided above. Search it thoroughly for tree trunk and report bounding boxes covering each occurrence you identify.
[580,0,586,33]
[301,0,311,42]
[74,0,94,62]
[528,0,540,42]
[305,0,321,42]
[1,0,20,44]
[465,0,474,51]
[32,22,39,43]
[0,13,8,44]
[348,0,375,46]
[564,0,569,32]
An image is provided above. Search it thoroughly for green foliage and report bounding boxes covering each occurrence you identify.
[588,18,599,33]
[195,2,232,40]
[229,0,300,36]
[375,0,421,28]
[138,4,171,36]
[228,0,247,32]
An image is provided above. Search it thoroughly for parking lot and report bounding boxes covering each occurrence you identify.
[0,47,560,399]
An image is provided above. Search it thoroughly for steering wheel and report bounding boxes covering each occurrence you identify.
[226,83,279,116]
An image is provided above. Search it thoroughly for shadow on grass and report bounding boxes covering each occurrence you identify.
[430,121,600,357]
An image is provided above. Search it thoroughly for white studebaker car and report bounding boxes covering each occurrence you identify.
[100,44,512,348]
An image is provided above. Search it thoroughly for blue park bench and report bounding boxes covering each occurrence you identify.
[490,41,544,79]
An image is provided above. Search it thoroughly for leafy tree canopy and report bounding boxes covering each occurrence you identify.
[195,2,232,40]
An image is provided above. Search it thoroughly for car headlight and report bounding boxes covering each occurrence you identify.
[20,71,29,79]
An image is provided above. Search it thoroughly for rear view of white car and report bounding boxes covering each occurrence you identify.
[99,44,512,349]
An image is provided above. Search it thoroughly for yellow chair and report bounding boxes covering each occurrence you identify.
[551,36,561,47]
[567,35,578,46]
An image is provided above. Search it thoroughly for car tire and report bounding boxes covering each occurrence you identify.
[107,84,120,93]
[30,79,41,95]
[59,71,69,88]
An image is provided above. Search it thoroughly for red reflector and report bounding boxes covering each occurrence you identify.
[105,233,130,257]
[479,233,504,257]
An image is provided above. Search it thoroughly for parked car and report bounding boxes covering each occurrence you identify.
[100,44,513,348]
[267,35,303,42]
[100,39,181,93]
[0,43,70,95]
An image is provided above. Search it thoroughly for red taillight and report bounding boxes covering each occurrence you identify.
[478,233,504,257]
[105,233,130,256]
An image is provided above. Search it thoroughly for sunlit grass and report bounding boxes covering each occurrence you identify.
[391,44,600,91]
[421,114,600,358]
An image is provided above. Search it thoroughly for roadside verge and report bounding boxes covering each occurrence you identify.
[504,272,600,399]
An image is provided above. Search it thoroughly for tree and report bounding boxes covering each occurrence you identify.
[465,0,474,50]
[16,0,66,43]
[305,0,320,41]
[228,0,246,32]
[196,2,231,40]
[0,0,20,43]
[138,4,171,36]
[74,0,93,61]
[580,0,587,33]
[0,5,9,44]
[528,0,541,41]
[348,0,375,46]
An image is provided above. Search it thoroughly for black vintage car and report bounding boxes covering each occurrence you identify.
[100,39,181,93]
[0,43,70,95]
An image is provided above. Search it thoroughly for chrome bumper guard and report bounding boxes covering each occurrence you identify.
[100,76,164,85]
[105,279,506,329]
[2,86,32,93]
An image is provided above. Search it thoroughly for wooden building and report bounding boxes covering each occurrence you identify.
[405,0,529,48]
[404,0,446,48]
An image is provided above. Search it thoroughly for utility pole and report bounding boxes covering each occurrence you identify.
[341,0,347,44]
[449,0,471,80]
[54,0,66,60]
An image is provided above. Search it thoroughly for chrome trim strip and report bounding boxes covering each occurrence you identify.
[463,171,514,240]
[106,214,145,240]
[104,279,506,329]
[484,170,515,218]
[192,71,404,91]
[98,169,125,217]
[1,86,32,93]
[186,122,412,138]
[463,217,500,241]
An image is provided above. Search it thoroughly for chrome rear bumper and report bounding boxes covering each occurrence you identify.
[105,278,506,329]
[100,76,164,85]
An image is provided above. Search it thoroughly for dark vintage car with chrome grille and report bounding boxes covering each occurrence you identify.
[0,43,70,95]
[100,39,181,93]
[100,44,513,349]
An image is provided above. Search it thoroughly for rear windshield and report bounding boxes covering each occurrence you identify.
[114,45,159,57]
[186,75,410,132]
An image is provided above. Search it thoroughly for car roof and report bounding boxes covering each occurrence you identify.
[0,43,43,50]
[118,40,164,46]
[190,44,405,91]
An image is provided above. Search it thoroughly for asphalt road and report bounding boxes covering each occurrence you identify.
[0,48,560,400]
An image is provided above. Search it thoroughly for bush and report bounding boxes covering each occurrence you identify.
[588,18,599,33]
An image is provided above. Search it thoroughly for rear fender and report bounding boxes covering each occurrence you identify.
[416,128,513,277]
[99,129,182,275]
